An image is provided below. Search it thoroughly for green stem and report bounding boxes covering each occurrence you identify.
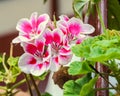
[0,86,6,90]
[24,74,33,96]
[29,74,41,96]
[6,83,13,96]
[11,79,26,91]
[2,53,9,73]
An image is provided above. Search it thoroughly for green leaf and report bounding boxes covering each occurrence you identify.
[108,0,120,30]
[73,0,90,18]
[68,61,93,75]
[88,47,120,61]
[7,57,19,67]
[63,74,91,96]
[80,76,98,96]
[71,37,97,58]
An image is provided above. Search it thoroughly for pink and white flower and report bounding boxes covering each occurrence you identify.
[43,28,72,66]
[57,15,95,44]
[12,12,50,43]
[18,38,51,76]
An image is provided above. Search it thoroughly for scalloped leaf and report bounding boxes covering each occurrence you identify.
[68,61,93,75]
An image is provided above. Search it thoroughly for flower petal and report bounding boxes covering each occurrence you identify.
[35,38,45,53]
[30,63,46,76]
[37,14,49,28]
[68,18,83,36]
[18,53,37,74]
[43,29,53,45]
[81,24,95,34]
[16,18,32,33]
[58,54,73,65]
[53,29,63,44]
[59,15,69,21]
[59,47,71,55]
[22,42,37,55]
[30,12,38,31]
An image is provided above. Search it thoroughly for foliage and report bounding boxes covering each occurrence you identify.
[1,0,120,96]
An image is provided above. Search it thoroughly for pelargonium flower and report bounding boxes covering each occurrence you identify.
[43,28,72,66]
[12,12,50,43]
[18,38,51,76]
[57,15,95,44]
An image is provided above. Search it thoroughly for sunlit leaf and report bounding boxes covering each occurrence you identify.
[7,57,19,66]
[68,61,93,75]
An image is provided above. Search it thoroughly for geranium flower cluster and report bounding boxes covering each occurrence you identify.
[12,12,95,76]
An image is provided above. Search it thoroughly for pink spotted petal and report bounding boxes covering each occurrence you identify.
[53,29,64,44]
[68,18,83,36]
[43,29,53,45]
[18,53,37,74]
[16,18,32,33]
[22,42,37,55]
[81,24,95,34]
[58,54,73,65]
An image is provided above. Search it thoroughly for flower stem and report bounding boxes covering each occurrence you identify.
[10,43,13,57]
[2,53,9,73]
[29,74,41,96]
[11,79,26,91]
[24,74,33,96]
